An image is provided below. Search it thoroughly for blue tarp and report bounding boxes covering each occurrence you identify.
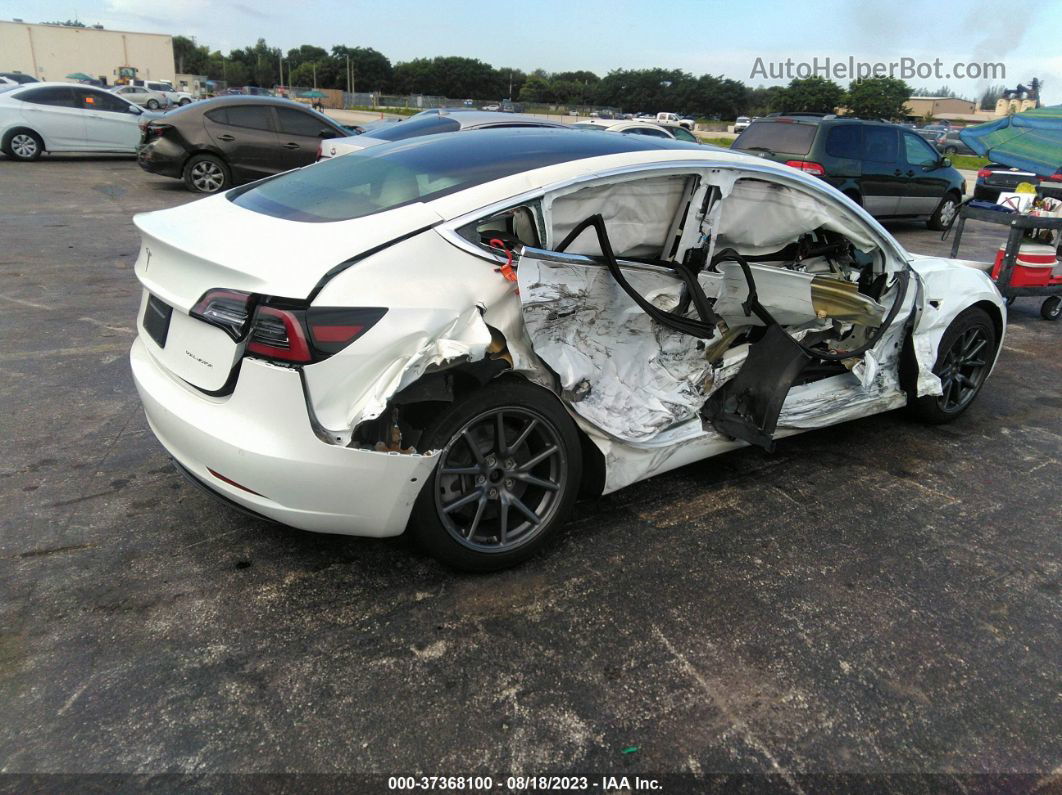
[959,105,1062,177]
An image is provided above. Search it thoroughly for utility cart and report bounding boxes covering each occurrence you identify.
[949,204,1062,320]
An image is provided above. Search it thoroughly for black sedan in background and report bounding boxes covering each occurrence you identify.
[974,163,1062,201]
[137,96,359,193]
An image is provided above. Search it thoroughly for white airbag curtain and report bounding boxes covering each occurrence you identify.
[547,175,689,258]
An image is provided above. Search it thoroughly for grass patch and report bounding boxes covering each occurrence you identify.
[700,136,735,148]
[946,153,989,170]
[345,104,420,116]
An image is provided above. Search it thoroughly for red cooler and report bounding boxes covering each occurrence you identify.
[990,243,1058,287]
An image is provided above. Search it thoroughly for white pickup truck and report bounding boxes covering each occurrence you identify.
[656,111,695,131]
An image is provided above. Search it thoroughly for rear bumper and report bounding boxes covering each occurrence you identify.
[130,336,437,536]
[136,141,184,179]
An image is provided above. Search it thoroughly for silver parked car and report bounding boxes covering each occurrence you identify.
[111,84,170,110]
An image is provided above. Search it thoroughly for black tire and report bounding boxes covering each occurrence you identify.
[927,192,961,230]
[1041,295,1061,321]
[146,99,160,110]
[179,98,191,106]
[908,306,997,424]
[182,153,231,194]
[410,380,582,572]
[3,129,44,161]
[943,146,957,154]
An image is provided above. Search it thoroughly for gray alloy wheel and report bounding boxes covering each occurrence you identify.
[184,156,229,193]
[9,132,41,160]
[935,324,992,413]
[433,406,568,553]
[179,98,191,105]
[146,99,160,110]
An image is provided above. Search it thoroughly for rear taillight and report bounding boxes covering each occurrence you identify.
[305,307,387,355]
[248,307,312,362]
[1047,172,1062,182]
[191,287,386,363]
[143,123,171,141]
[191,289,254,340]
[785,160,826,177]
[977,168,992,179]
[247,306,387,363]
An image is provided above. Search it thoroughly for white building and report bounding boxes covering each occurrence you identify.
[0,20,175,86]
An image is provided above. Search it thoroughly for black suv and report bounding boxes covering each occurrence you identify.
[732,116,965,229]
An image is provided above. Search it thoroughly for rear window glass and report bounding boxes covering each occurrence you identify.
[367,115,461,141]
[825,125,861,159]
[229,129,670,223]
[732,121,816,155]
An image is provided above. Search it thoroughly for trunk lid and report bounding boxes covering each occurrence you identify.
[133,189,442,390]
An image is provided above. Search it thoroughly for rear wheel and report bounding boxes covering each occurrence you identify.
[1041,295,1061,321]
[908,307,996,423]
[183,154,230,193]
[179,98,191,106]
[943,145,958,154]
[927,192,960,230]
[146,99,160,110]
[410,381,582,571]
[4,130,43,161]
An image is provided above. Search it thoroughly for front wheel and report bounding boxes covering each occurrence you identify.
[908,306,997,423]
[943,146,957,154]
[1041,295,1061,321]
[182,154,230,193]
[410,381,582,571]
[927,193,960,230]
[179,98,191,106]
[146,99,160,110]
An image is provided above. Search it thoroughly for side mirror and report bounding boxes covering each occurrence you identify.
[940,157,952,168]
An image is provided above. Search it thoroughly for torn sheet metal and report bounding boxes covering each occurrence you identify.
[347,306,493,430]
[713,261,818,326]
[518,257,716,443]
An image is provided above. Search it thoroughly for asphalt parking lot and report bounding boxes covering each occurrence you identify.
[1,155,1059,789]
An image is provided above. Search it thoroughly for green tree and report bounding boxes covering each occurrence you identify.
[980,83,1005,110]
[172,35,210,75]
[772,76,843,114]
[392,56,497,98]
[330,46,392,92]
[519,73,551,103]
[843,77,911,120]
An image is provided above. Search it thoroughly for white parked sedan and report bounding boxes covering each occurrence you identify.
[129,129,1005,570]
[1,82,151,160]
[571,119,677,139]
[317,109,564,159]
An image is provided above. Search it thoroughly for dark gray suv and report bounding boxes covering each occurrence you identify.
[733,116,966,229]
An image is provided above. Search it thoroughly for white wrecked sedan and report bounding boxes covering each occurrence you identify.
[129,129,1005,570]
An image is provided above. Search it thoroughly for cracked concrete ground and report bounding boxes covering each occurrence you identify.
[0,155,1059,790]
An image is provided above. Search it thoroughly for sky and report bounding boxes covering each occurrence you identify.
[5,0,1060,103]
